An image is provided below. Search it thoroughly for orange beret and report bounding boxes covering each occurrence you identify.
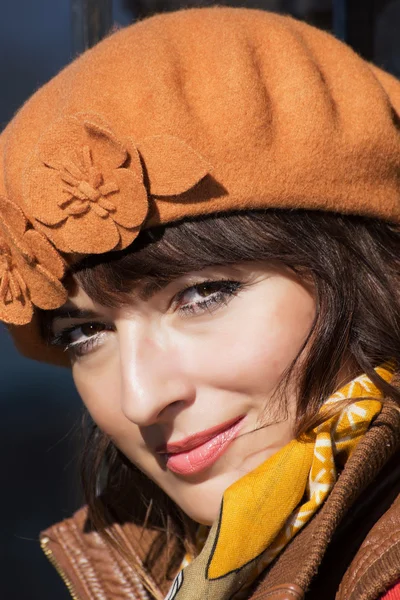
[0,7,400,362]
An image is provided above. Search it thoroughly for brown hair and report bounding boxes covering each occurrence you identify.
[65,209,400,592]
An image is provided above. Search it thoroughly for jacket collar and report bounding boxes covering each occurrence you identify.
[249,404,400,599]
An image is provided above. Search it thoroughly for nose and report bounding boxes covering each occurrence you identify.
[118,321,195,427]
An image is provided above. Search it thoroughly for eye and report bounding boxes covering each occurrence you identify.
[50,321,112,358]
[180,281,227,302]
[175,280,242,315]
[70,322,107,341]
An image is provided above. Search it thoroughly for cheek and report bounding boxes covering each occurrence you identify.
[184,278,315,394]
[73,362,131,437]
[73,366,162,484]
[74,368,150,473]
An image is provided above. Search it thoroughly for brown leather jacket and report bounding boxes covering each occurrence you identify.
[40,406,400,600]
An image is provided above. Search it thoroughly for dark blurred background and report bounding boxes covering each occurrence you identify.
[1,1,399,598]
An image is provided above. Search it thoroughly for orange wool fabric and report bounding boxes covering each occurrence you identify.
[0,7,400,363]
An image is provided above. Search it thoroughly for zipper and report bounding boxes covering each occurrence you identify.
[40,535,80,600]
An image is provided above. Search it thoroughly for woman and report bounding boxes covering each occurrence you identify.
[0,7,399,600]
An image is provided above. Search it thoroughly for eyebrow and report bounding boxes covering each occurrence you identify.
[38,306,103,342]
[139,279,171,301]
[43,281,173,326]
[45,307,102,325]
[43,268,214,328]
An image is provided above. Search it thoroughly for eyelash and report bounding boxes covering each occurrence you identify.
[175,279,241,316]
[49,279,242,358]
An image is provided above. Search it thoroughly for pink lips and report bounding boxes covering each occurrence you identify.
[158,416,244,476]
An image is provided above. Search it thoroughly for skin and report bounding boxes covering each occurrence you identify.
[50,262,316,524]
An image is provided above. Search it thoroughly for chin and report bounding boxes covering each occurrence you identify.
[180,500,220,526]
[166,443,286,525]
[168,470,242,526]
[170,480,225,525]
[183,505,220,527]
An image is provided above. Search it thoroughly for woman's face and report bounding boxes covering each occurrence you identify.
[50,262,316,524]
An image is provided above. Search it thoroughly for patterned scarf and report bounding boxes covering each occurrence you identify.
[166,365,393,600]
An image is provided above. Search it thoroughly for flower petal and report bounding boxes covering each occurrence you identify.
[0,197,36,261]
[109,169,149,228]
[0,292,33,325]
[23,229,65,279]
[0,261,33,325]
[137,135,212,197]
[0,196,27,237]
[124,138,144,182]
[23,262,67,310]
[44,209,121,254]
[83,118,128,170]
[115,225,140,251]
[26,166,69,226]
[0,206,66,323]
[37,114,127,172]
[33,221,73,254]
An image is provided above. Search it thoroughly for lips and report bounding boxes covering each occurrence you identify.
[157,415,245,476]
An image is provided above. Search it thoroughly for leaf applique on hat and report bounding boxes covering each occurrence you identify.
[137,135,211,197]
[24,114,148,254]
[0,196,66,325]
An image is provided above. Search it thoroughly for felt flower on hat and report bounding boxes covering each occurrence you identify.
[24,114,211,255]
[0,196,66,325]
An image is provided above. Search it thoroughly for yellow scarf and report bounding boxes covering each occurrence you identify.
[166,365,393,600]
